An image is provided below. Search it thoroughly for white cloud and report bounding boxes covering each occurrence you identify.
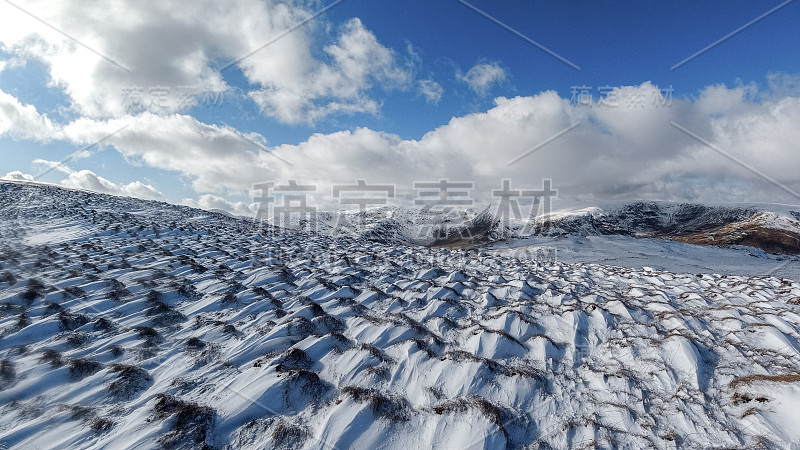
[61,113,278,194]
[248,17,411,124]
[2,170,34,181]
[4,78,800,207]
[0,1,410,124]
[0,56,24,74]
[0,88,58,140]
[418,79,443,104]
[32,158,73,175]
[766,72,800,99]
[59,169,162,200]
[181,194,257,217]
[458,62,506,95]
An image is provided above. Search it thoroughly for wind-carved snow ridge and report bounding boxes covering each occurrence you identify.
[1,181,800,449]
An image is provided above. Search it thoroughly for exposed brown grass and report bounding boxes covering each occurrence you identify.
[340,386,411,422]
[742,407,758,418]
[666,215,800,255]
[729,373,800,389]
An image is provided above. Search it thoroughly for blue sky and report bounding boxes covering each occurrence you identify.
[0,0,799,212]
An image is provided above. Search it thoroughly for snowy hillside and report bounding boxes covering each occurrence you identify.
[2,181,800,449]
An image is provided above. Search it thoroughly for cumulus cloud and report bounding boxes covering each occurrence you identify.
[59,169,162,200]
[181,194,257,217]
[60,113,278,194]
[249,17,411,124]
[2,170,34,181]
[458,62,506,95]
[4,78,800,207]
[0,1,410,123]
[0,89,58,140]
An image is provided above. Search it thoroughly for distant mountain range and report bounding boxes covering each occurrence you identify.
[4,180,799,255]
[307,201,800,255]
[528,202,800,255]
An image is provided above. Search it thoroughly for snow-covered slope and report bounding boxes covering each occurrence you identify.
[2,181,800,449]
[490,234,800,281]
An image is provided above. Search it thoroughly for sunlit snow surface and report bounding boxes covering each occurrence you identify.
[1,181,800,449]
[490,235,800,281]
